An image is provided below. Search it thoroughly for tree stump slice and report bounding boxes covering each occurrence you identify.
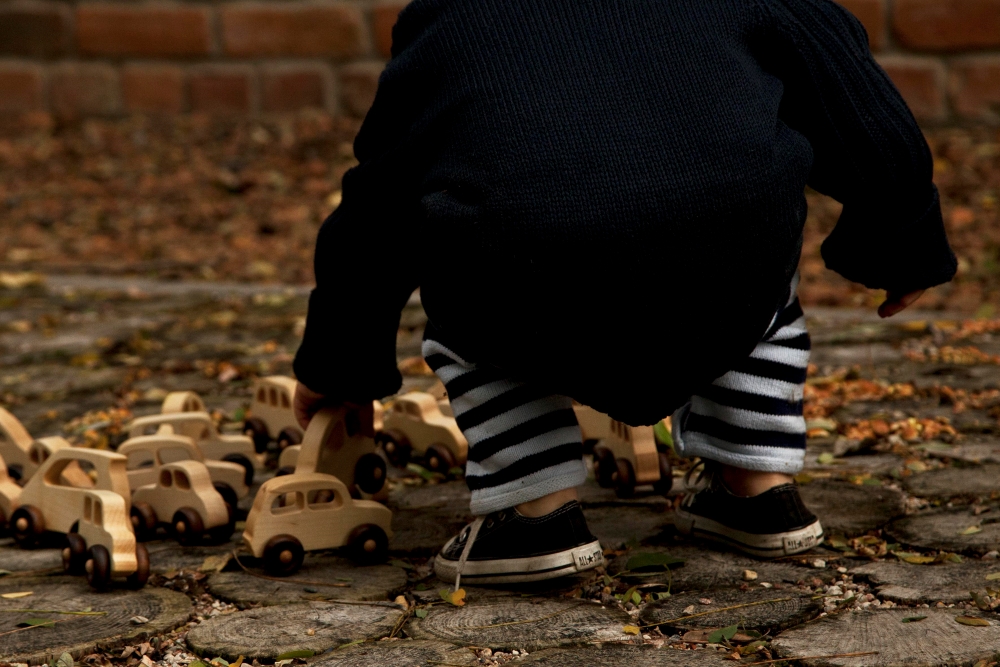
[903,464,1000,500]
[519,645,730,666]
[185,601,405,660]
[798,480,905,537]
[852,560,1000,604]
[310,639,477,666]
[934,437,1000,465]
[406,598,634,651]
[640,588,822,634]
[609,545,824,590]
[0,542,62,572]
[0,576,192,665]
[772,608,1000,666]
[208,554,407,605]
[888,508,1000,556]
[389,508,472,556]
[146,541,240,573]
[581,506,672,549]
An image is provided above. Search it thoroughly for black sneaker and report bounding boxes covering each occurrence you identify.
[675,464,823,558]
[434,501,604,585]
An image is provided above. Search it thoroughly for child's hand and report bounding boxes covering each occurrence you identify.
[877,289,925,318]
[293,383,331,429]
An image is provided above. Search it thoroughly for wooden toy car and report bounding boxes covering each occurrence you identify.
[10,447,148,589]
[242,376,303,454]
[127,412,257,486]
[26,437,94,488]
[379,392,467,473]
[243,472,392,575]
[575,405,673,498]
[0,406,35,482]
[161,390,207,414]
[118,431,249,513]
[130,461,233,544]
[0,454,21,532]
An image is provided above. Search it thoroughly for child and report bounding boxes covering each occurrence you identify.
[293,0,956,584]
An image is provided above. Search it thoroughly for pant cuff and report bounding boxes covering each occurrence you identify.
[469,459,588,515]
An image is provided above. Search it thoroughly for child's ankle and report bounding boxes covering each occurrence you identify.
[719,464,794,497]
[515,488,579,518]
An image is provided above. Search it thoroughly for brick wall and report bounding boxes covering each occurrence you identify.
[0,0,997,123]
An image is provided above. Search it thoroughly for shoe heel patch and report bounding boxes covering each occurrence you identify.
[782,533,819,553]
[571,544,605,571]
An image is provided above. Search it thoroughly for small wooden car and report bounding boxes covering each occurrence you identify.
[27,437,94,488]
[574,404,673,498]
[0,406,35,482]
[118,431,250,512]
[161,390,207,415]
[379,392,467,473]
[131,461,233,544]
[243,472,392,575]
[10,447,149,589]
[0,453,21,532]
[243,376,303,453]
[127,411,257,486]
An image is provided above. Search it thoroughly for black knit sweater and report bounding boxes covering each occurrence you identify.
[294,0,957,425]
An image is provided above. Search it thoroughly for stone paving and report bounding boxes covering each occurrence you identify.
[3,277,1000,665]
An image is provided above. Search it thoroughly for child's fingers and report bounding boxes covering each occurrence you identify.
[877,289,925,318]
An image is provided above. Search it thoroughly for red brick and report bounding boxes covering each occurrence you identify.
[77,3,213,57]
[123,64,185,113]
[373,3,406,58]
[50,63,121,119]
[835,0,886,51]
[0,2,71,58]
[0,64,44,112]
[189,67,254,113]
[221,3,366,58]
[261,65,332,112]
[950,57,1000,122]
[876,55,947,121]
[340,61,383,117]
[893,0,1000,51]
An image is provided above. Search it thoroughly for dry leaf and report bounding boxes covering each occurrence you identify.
[199,554,232,573]
[986,572,1000,581]
[1,591,33,599]
[439,588,466,606]
[623,625,640,635]
[956,616,991,627]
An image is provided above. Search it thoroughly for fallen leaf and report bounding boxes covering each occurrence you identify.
[130,616,149,625]
[199,554,232,573]
[985,572,1000,581]
[55,653,73,667]
[623,625,640,635]
[439,588,466,606]
[415,609,428,619]
[817,452,836,464]
[901,615,927,623]
[707,625,740,644]
[956,616,991,627]
[188,661,210,667]
[230,657,244,667]
[275,650,315,660]
[624,552,685,571]
[18,617,54,628]
[389,559,414,571]
[1,591,33,599]
[895,552,937,564]
[962,526,983,536]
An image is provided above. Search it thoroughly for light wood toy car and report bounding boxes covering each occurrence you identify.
[127,411,257,486]
[243,376,304,454]
[119,430,249,512]
[276,401,384,475]
[0,453,21,532]
[10,447,149,589]
[379,392,467,473]
[161,390,207,415]
[130,461,233,544]
[574,404,673,498]
[243,471,392,575]
[0,406,36,483]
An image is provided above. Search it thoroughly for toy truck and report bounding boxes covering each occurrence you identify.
[242,376,303,454]
[574,404,673,498]
[0,406,35,482]
[118,431,249,512]
[130,461,233,544]
[0,454,21,532]
[10,447,148,589]
[379,392,467,473]
[161,390,207,415]
[243,472,392,575]
[127,412,257,486]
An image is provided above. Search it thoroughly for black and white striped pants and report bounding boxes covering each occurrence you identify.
[422,275,809,514]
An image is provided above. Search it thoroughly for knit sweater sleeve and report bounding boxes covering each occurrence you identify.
[756,0,957,293]
[291,7,434,401]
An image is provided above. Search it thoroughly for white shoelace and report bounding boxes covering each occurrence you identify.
[454,515,485,592]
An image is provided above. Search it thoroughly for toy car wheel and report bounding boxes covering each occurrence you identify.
[277,427,303,451]
[380,429,411,468]
[127,543,150,589]
[592,446,616,488]
[653,452,674,497]
[85,545,112,590]
[214,482,240,519]
[171,507,206,546]
[244,417,270,454]
[354,453,387,495]
[614,458,636,499]
[130,502,159,542]
[63,533,88,575]
[348,525,389,564]
[425,445,456,474]
[223,453,255,486]
[11,505,45,548]
[275,466,296,477]
[263,535,305,576]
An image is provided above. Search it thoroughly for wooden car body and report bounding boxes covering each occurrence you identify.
[161,391,206,414]
[598,420,660,485]
[119,431,250,499]
[127,412,256,464]
[249,376,300,439]
[294,405,376,485]
[0,454,21,525]
[28,437,94,488]
[382,393,467,462]
[132,460,229,531]
[0,406,34,481]
[573,403,613,443]
[243,472,392,557]
[278,444,300,471]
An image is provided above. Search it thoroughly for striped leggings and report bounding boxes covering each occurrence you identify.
[422,277,809,515]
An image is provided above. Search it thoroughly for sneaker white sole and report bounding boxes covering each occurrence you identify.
[675,508,824,558]
[434,539,605,585]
